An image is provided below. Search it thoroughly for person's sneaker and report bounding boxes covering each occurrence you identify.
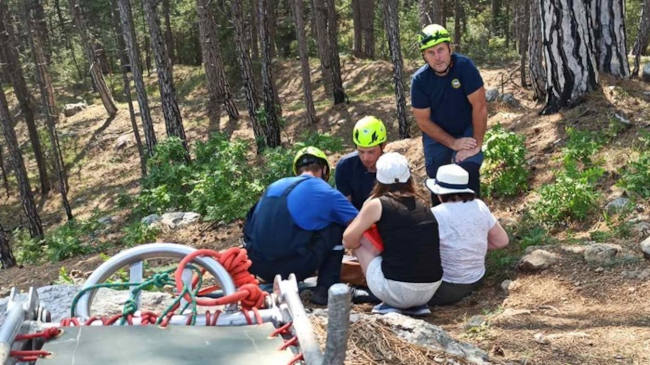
[371,302,401,314]
[309,286,329,305]
[401,304,431,317]
[351,287,381,304]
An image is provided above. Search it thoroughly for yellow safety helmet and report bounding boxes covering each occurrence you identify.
[352,116,387,148]
[292,146,330,176]
[418,24,451,51]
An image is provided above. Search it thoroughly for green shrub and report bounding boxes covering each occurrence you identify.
[562,127,604,167]
[12,228,43,265]
[532,164,604,225]
[44,220,100,261]
[616,151,650,198]
[481,124,529,198]
[121,221,160,247]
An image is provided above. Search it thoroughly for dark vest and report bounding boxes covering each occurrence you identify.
[243,177,313,261]
[376,195,442,283]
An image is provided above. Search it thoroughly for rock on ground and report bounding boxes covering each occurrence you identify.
[161,212,201,229]
[643,63,650,82]
[486,88,499,102]
[605,197,631,214]
[641,236,650,259]
[518,249,559,272]
[583,243,622,265]
[63,101,87,117]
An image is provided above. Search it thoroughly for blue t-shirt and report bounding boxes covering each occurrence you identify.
[335,152,376,210]
[262,175,358,231]
[410,53,483,137]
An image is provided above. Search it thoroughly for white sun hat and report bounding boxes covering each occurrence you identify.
[425,164,475,195]
[376,152,411,184]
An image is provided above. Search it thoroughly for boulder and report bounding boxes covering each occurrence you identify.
[631,221,650,237]
[641,236,650,259]
[583,243,621,265]
[161,212,201,229]
[500,279,513,294]
[141,214,162,226]
[114,134,132,151]
[486,88,499,102]
[98,215,116,225]
[642,63,650,82]
[500,93,519,107]
[517,249,559,272]
[63,101,87,117]
[605,197,631,214]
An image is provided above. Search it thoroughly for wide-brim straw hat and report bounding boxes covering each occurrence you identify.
[425,164,475,195]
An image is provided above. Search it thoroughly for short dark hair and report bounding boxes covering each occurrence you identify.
[369,178,415,200]
[439,192,475,203]
[297,161,325,175]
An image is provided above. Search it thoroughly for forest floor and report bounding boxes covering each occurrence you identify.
[1,56,650,364]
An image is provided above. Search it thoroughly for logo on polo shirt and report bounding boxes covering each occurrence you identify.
[451,78,461,89]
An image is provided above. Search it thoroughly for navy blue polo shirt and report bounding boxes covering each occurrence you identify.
[410,53,483,137]
[335,151,377,210]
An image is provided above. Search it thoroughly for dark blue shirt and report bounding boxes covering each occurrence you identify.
[335,152,376,210]
[410,53,483,137]
[260,175,358,230]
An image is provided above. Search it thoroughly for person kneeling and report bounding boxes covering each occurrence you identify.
[343,153,442,315]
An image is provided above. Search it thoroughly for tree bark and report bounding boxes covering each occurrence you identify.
[290,0,317,124]
[111,0,146,177]
[196,0,239,128]
[324,0,346,104]
[519,0,529,87]
[257,0,282,148]
[0,3,50,196]
[68,0,118,117]
[352,0,362,57]
[632,0,650,76]
[454,0,462,50]
[26,2,73,221]
[528,0,546,102]
[540,0,598,115]
[231,0,265,151]
[142,0,189,159]
[31,0,51,64]
[360,0,375,58]
[0,222,16,269]
[383,0,410,138]
[311,0,333,96]
[0,146,9,197]
[0,83,44,238]
[117,0,157,157]
[249,0,260,60]
[587,0,629,78]
[419,0,444,26]
[163,0,174,67]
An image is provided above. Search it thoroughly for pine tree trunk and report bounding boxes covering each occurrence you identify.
[111,0,146,177]
[142,0,189,159]
[528,0,546,102]
[68,0,118,117]
[419,0,443,26]
[454,0,462,51]
[117,0,157,157]
[257,0,282,147]
[26,4,73,221]
[0,3,50,195]
[290,0,317,124]
[0,146,10,197]
[311,0,333,96]
[196,0,239,128]
[352,0,362,57]
[0,222,16,269]
[324,0,346,104]
[632,0,650,76]
[249,0,260,60]
[587,0,629,78]
[540,0,598,115]
[163,0,174,67]
[360,0,375,59]
[32,0,51,64]
[0,84,43,238]
[383,0,410,139]
[54,0,84,82]
[231,0,265,151]
[519,0,529,87]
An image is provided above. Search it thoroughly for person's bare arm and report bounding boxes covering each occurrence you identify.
[412,107,477,151]
[487,221,509,250]
[455,86,488,162]
[343,199,382,249]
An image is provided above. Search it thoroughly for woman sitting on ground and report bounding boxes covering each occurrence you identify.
[425,164,509,306]
[343,152,442,315]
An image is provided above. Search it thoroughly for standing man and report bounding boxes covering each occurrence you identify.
[243,146,358,305]
[410,24,487,201]
[335,116,387,209]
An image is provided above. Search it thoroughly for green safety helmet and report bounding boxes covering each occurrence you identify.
[353,116,387,148]
[293,146,330,176]
[418,24,451,51]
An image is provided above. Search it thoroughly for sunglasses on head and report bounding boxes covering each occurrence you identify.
[419,31,448,45]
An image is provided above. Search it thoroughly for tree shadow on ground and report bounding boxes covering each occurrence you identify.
[68,114,116,169]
